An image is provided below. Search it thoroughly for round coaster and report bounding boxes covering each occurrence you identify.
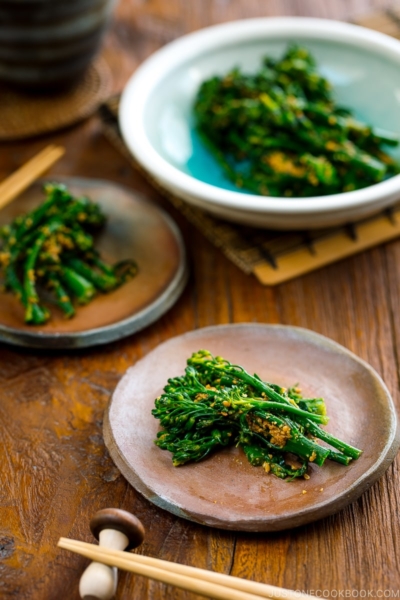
[0,58,111,142]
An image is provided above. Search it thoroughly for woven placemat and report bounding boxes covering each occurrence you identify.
[0,58,111,142]
[99,10,400,286]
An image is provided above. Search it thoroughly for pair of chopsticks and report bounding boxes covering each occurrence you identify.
[0,144,65,211]
[59,537,311,600]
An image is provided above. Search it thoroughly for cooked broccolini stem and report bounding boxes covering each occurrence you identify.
[188,350,361,460]
[57,266,96,305]
[23,220,63,324]
[65,257,118,292]
[303,420,362,460]
[152,350,363,480]
[45,272,75,319]
[0,183,138,323]
[193,44,400,197]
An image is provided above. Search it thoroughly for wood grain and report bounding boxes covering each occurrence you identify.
[0,0,400,599]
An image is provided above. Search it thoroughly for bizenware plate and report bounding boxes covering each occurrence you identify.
[104,324,399,531]
[0,177,187,349]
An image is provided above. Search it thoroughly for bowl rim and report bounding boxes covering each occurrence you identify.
[120,17,400,215]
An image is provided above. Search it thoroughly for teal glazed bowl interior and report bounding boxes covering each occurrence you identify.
[120,18,400,228]
[148,38,400,191]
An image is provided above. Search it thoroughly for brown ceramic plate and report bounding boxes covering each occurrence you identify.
[104,324,400,532]
[0,177,187,348]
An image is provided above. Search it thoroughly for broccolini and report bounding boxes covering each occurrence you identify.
[194,45,400,197]
[152,350,362,480]
[0,183,137,325]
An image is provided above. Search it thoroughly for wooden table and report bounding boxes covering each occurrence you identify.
[1,1,400,598]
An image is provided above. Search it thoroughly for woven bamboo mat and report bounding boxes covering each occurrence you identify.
[100,10,400,286]
[0,58,111,142]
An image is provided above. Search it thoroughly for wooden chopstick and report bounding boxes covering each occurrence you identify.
[59,537,264,600]
[59,537,311,600]
[0,145,65,211]
[61,538,308,600]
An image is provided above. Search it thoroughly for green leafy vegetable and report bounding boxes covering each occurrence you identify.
[152,350,362,480]
[193,45,400,197]
[0,183,138,325]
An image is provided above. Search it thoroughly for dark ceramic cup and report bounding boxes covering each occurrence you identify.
[0,0,116,89]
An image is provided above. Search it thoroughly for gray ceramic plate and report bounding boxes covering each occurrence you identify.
[0,177,188,349]
[104,324,400,531]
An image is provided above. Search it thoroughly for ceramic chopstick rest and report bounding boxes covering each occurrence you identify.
[79,508,145,600]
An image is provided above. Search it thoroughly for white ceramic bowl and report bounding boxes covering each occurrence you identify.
[120,18,400,229]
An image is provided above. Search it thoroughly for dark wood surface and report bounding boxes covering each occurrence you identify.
[1,1,400,598]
